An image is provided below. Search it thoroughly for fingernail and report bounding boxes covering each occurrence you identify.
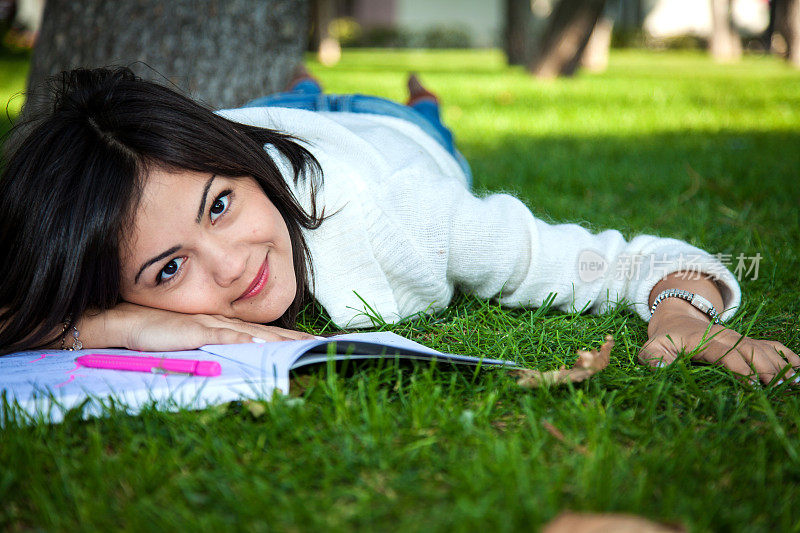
[252,337,267,344]
[794,374,800,384]
[315,336,326,340]
[777,378,785,385]
[655,361,665,368]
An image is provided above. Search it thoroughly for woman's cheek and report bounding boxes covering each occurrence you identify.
[169,278,220,315]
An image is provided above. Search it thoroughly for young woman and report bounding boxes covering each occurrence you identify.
[1,66,797,385]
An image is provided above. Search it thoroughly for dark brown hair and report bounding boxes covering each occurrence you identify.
[0,67,323,354]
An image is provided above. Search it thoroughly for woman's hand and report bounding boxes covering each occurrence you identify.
[638,305,800,385]
[78,302,316,352]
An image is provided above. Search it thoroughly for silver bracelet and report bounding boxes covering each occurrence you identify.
[60,320,83,351]
[649,288,722,324]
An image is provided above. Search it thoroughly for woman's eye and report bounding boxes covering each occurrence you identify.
[209,192,230,223]
[158,257,185,284]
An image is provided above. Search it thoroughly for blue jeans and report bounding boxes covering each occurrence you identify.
[243,80,472,185]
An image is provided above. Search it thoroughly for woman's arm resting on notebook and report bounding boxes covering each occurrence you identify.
[640,271,800,385]
[76,303,314,351]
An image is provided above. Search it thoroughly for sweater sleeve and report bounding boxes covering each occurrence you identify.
[439,182,742,323]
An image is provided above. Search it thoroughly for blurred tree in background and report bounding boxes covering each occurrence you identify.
[770,0,800,66]
[710,0,742,61]
[504,0,532,66]
[504,0,800,73]
[526,0,607,77]
[505,0,608,78]
[25,0,309,111]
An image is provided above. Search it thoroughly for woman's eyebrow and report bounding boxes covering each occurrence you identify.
[135,245,181,284]
[134,174,216,284]
[196,174,217,223]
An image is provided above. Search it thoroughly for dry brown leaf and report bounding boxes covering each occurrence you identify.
[542,511,685,533]
[243,400,266,419]
[512,335,614,388]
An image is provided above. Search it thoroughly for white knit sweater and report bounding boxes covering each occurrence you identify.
[218,107,742,328]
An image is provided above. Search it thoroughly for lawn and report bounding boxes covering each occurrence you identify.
[2,48,800,531]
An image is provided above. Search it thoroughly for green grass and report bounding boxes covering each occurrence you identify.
[0,45,29,138]
[2,48,800,532]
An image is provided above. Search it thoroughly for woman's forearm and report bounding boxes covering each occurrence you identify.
[74,307,131,349]
[647,271,725,334]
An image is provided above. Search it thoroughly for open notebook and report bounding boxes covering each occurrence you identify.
[0,332,517,424]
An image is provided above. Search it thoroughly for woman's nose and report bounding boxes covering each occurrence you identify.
[205,241,248,288]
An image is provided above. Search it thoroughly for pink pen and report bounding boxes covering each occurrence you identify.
[76,354,221,377]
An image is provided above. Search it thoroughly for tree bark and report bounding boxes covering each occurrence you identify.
[709,0,742,62]
[785,0,800,67]
[581,13,613,72]
[312,0,341,66]
[527,0,607,79]
[25,0,309,111]
[763,0,779,51]
[505,0,531,66]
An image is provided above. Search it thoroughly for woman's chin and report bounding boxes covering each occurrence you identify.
[231,310,281,324]
[231,293,295,324]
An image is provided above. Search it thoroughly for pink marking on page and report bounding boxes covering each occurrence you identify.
[55,375,76,388]
[52,362,86,388]
[28,353,58,363]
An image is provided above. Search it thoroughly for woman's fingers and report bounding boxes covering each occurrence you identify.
[699,339,759,381]
[204,327,255,346]
[739,342,800,385]
[239,324,314,342]
[746,345,786,385]
[763,350,796,385]
[762,341,800,384]
[704,338,780,384]
[765,340,800,368]
[262,326,316,341]
[703,339,797,385]
[205,326,294,344]
[197,316,315,343]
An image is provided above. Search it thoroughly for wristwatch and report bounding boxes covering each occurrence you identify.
[649,288,722,324]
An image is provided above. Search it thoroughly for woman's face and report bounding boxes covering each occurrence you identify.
[119,168,296,324]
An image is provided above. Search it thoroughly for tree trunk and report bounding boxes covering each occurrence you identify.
[581,13,614,72]
[527,0,607,79]
[785,0,800,67]
[763,0,779,51]
[25,0,309,111]
[505,0,531,66]
[709,0,742,62]
[312,0,341,66]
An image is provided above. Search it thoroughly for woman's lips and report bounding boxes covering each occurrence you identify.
[236,255,269,301]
